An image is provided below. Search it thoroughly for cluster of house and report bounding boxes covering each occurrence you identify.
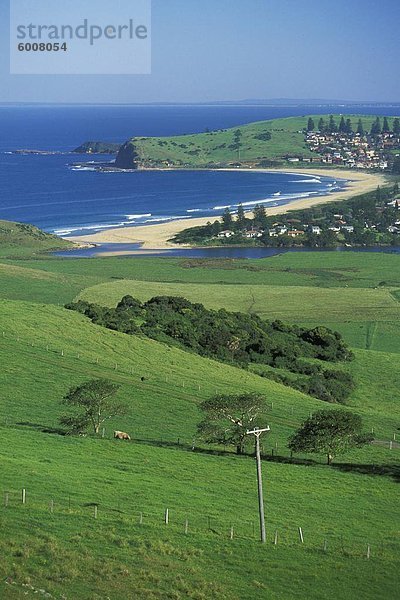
[266,218,355,238]
[216,202,400,240]
[217,228,263,239]
[303,131,400,170]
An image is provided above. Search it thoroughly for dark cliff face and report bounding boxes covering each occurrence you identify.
[115,141,139,169]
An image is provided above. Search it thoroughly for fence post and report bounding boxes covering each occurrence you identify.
[274,530,278,546]
[139,512,143,525]
[366,544,371,559]
[164,508,169,525]
[230,525,234,540]
[298,527,304,543]
[184,519,189,535]
[49,499,54,513]
[323,539,328,553]
[94,505,98,519]
[21,489,26,504]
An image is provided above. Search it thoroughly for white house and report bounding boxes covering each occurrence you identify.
[217,230,235,238]
[245,229,263,239]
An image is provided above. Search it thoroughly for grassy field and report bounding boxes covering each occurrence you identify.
[117,114,386,167]
[77,278,400,323]
[0,238,399,598]
[0,299,399,599]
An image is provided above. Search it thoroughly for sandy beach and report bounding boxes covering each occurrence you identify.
[65,168,387,251]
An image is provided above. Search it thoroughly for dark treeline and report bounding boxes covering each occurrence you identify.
[66,295,355,404]
[307,115,400,136]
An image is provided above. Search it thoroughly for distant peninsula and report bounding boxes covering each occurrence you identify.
[73,114,400,172]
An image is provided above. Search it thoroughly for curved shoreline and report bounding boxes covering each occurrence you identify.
[64,168,387,251]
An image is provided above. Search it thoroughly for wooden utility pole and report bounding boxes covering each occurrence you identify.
[246,426,270,543]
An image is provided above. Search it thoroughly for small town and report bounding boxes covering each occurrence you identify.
[174,184,400,248]
[301,115,400,171]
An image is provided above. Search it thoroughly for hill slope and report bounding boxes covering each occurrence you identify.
[0,219,72,259]
[114,114,384,168]
[0,298,399,599]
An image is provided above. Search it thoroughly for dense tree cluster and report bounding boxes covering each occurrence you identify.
[66,296,354,404]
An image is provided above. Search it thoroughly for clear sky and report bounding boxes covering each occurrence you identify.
[1,0,400,103]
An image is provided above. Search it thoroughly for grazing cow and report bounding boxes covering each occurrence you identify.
[114,430,131,440]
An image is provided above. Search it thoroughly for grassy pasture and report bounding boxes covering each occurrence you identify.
[0,248,399,598]
[7,251,400,290]
[0,426,399,599]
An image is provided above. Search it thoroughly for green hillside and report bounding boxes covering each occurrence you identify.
[0,219,73,259]
[114,114,386,168]
[0,298,399,599]
[0,249,399,598]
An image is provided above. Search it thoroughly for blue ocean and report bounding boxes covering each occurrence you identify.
[0,104,398,236]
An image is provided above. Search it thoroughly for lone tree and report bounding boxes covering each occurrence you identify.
[197,393,267,455]
[288,409,372,465]
[60,379,124,435]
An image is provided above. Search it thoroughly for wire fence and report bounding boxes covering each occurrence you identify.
[3,487,397,559]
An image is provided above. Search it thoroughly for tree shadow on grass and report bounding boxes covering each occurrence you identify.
[134,437,400,482]
[15,421,66,436]
[332,462,400,483]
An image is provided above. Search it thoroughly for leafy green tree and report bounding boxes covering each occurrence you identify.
[60,379,124,435]
[232,129,243,156]
[116,295,143,316]
[345,118,353,134]
[356,119,364,135]
[382,117,391,133]
[222,207,233,230]
[307,117,315,131]
[370,117,381,135]
[197,393,268,454]
[288,409,372,464]
[328,115,337,133]
[236,203,246,229]
[318,118,326,132]
[338,116,346,133]
[253,204,268,228]
[393,118,400,135]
